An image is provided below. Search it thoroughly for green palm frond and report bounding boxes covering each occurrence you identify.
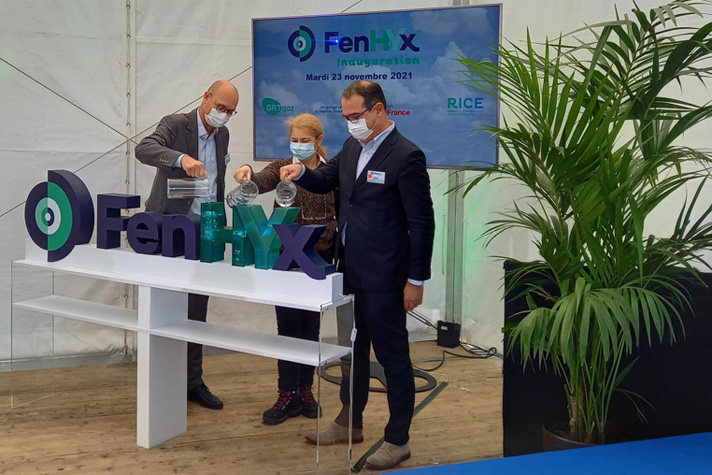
[460,0,712,444]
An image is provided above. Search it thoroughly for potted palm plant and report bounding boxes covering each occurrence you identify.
[458,0,712,445]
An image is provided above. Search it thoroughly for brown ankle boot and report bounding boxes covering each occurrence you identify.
[365,442,411,470]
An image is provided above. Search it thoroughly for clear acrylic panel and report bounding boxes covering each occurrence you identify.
[10,262,57,408]
[313,298,355,474]
[9,263,137,411]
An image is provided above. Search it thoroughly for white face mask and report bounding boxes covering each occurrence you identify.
[205,108,229,128]
[347,118,373,141]
[290,142,316,161]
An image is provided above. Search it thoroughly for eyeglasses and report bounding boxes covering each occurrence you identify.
[209,93,237,116]
[342,105,375,123]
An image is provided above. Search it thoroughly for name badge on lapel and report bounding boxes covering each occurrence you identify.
[367,170,385,184]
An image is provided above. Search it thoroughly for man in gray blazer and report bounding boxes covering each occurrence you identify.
[135,80,239,410]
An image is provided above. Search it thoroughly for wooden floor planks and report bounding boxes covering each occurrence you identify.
[0,341,502,474]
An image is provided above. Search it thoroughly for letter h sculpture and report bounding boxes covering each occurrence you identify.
[200,203,299,269]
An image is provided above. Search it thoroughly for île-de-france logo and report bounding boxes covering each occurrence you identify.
[25,170,94,262]
[288,25,316,62]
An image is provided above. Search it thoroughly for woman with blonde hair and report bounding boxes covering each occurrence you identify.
[234,113,337,424]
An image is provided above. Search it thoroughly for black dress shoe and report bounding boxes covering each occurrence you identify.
[187,384,224,410]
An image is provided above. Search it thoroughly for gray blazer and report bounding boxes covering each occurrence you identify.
[135,108,229,215]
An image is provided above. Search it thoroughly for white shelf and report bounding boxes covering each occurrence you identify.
[14,239,353,448]
[17,240,352,312]
[150,320,350,367]
[14,296,140,331]
[12,296,350,367]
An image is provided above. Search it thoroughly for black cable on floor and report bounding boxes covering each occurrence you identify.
[412,342,499,372]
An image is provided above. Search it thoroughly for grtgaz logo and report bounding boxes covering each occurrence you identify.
[24,170,94,262]
[288,25,316,62]
[261,97,294,116]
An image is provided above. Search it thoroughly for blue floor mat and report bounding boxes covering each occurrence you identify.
[396,432,712,474]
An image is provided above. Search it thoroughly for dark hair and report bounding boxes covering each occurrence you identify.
[342,80,387,110]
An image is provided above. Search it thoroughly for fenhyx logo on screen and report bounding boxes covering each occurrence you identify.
[288,25,316,62]
[25,170,94,262]
[288,25,420,63]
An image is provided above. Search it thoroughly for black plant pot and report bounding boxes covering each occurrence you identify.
[541,424,597,452]
[504,263,712,457]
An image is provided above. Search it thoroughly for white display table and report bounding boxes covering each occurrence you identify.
[13,239,352,448]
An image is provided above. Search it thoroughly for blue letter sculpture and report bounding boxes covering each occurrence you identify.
[200,203,298,268]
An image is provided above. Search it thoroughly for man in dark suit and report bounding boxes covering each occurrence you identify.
[135,80,238,410]
[281,80,435,470]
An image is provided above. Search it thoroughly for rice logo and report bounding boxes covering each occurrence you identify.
[261,98,294,116]
[288,25,316,62]
[24,170,94,262]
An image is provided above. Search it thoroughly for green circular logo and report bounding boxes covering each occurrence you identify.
[33,182,73,251]
[288,26,316,62]
[25,170,95,261]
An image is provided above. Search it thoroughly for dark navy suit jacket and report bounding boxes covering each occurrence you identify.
[298,127,435,291]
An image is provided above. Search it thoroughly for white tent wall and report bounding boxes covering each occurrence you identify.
[0,1,132,364]
[0,0,452,365]
[2,0,711,363]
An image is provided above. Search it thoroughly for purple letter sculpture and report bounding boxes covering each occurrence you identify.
[162,214,201,260]
[96,193,141,249]
[126,210,162,255]
[272,224,336,280]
